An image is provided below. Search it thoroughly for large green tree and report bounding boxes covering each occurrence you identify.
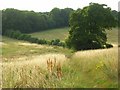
[66,3,116,50]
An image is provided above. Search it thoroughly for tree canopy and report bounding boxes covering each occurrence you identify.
[66,3,116,50]
[2,8,73,34]
[118,12,120,27]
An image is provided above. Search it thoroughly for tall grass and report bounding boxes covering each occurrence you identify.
[1,28,118,88]
[2,47,118,88]
[2,53,67,88]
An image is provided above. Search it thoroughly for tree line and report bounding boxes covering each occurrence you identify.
[2,8,73,34]
[4,29,65,47]
[2,7,119,35]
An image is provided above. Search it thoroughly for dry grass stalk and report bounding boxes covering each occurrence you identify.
[46,58,62,80]
[56,62,62,80]
[47,58,52,73]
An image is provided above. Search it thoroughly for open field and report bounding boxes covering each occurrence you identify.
[29,27,69,41]
[106,27,118,44]
[1,27,118,88]
[2,36,72,61]
[30,27,118,43]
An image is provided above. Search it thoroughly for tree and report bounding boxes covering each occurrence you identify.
[51,39,60,45]
[50,8,63,27]
[118,12,120,27]
[111,10,118,27]
[0,10,1,35]
[60,8,74,26]
[2,8,73,34]
[112,10,118,21]
[50,8,73,27]
[66,3,116,50]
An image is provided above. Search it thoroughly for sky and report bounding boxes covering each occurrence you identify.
[0,0,119,12]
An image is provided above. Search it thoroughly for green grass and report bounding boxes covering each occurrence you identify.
[29,27,69,41]
[1,27,118,88]
[30,27,118,44]
[2,36,72,62]
[106,27,118,44]
[2,44,118,88]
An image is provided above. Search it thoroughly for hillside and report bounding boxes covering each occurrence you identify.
[29,27,69,41]
[30,27,118,43]
[1,27,118,88]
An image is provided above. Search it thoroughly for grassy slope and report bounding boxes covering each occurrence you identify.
[106,27,118,44]
[2,27,118,88]
[2,36,72,61]
[30,27,69,41]
[30,27,118,43]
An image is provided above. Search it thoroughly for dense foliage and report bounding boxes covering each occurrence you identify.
[1,5,119,50]
[118,12,120,27]
[66,3,116,50]
[2,8,73,34]
[0,10,1,35]
[111,10,120,27]
[4,30,65,47]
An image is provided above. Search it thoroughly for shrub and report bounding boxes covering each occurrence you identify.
[23,35,32,41]
[37,39,47,44]
[51,39,60,45]
[46,40,51,45]
[106,43,113,48]
[29,37,39,43]
[11,30,21,39]
[58,42,65,47]
[3,29,65,47]
[17,34,25,40]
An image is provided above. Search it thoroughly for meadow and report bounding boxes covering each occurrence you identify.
[30,27,118,43]
[1,27,118,88]
[29,27,69,41]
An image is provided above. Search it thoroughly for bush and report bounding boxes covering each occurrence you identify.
[37,39,47,44]
[3,29,65,47]
[17,34,26,40]
[23,35,32,41]
[29,37,39,43]
[46,40,51,45]
[11,30,21,39]
[51,39,60,45]
[58,42,65,47]
[106,43,113,48]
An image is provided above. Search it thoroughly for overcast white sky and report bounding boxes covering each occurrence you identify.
[0,0,119,12]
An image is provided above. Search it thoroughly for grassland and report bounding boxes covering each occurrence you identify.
[106,27,118,44]
[30,27,119,45]
[1,27,118,88]
[29,27,69,41]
